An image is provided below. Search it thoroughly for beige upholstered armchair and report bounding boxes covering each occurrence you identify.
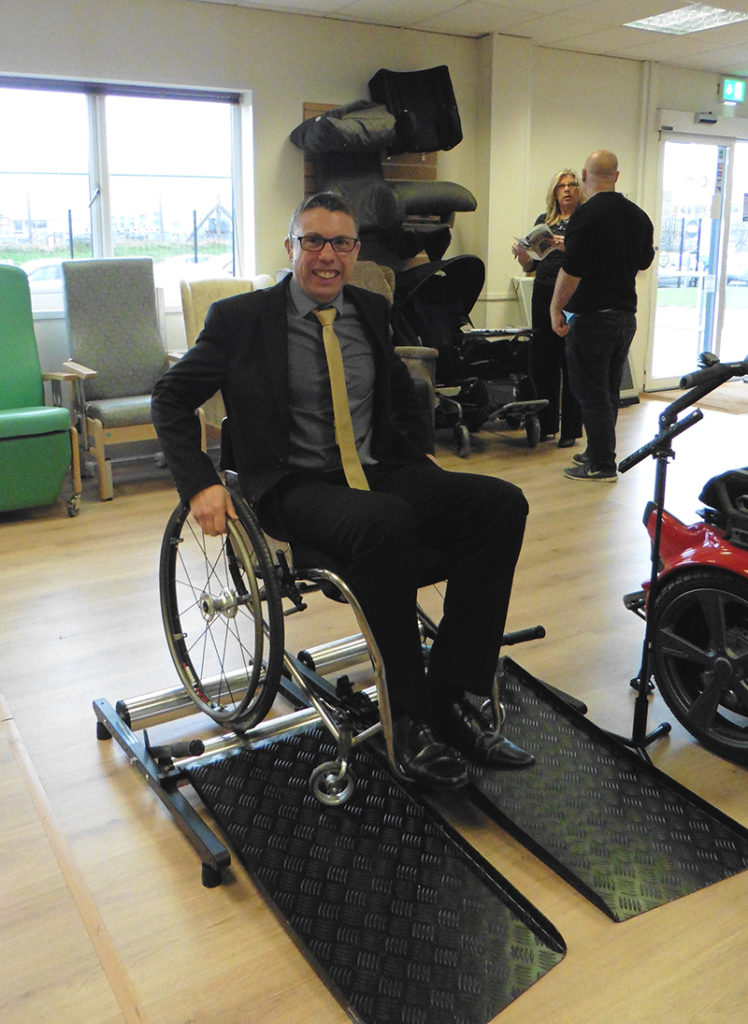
[179,275,274,434]
[351,261,439,452]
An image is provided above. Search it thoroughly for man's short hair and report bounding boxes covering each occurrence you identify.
[289,192,358,237]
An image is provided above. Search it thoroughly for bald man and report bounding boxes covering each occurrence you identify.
[549,150,654,481]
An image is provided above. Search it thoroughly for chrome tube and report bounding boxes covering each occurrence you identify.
[116,668,252,728]
[298,621,428,676]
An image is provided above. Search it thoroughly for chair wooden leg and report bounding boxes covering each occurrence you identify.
[67,426,83,515]
[90,418,114,501]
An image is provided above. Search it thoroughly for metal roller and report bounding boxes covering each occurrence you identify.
[115,669,252,728]
[298,623,428,676]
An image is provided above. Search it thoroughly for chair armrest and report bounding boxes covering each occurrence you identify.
[395,346,438,391]
[63,359,98,379]
[42,371,81,409]
[394,346,439,360]
[43,371,78,383]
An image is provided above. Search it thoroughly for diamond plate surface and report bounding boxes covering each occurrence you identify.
[472,658,748,921]
[188,728,565,1024]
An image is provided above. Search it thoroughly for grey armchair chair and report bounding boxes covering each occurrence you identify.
[62,257,205,500]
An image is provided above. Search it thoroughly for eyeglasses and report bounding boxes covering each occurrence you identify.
[556,182,580,190]
[293,234,359,253]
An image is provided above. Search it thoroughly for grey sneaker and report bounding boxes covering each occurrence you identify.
[564,463,617,482]
[572,452,590,466]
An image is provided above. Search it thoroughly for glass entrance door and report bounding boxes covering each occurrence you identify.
[648,136,748,387]
[720,140,748,362]
[648,138,726,386]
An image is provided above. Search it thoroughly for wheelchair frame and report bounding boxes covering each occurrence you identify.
[156,468,522,804]
[93,467,544,882]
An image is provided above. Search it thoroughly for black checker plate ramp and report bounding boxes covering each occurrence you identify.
[187,727,565,1024]
[472,658,748,921]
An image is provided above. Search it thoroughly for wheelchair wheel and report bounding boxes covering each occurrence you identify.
[525,414,541,448]
[159,499,284,729]
[652,568,748,766]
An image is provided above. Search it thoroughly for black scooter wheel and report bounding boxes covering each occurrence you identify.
[652,568,748,766]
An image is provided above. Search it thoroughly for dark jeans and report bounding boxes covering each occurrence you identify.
[258,460,528,719]
[531,282,583,440]
[565,310,636,473]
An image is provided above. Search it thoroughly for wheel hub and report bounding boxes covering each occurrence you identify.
[712,654,734,682]
[199,588,239,622]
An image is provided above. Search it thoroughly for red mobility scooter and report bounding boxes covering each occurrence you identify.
[622,353,748,766]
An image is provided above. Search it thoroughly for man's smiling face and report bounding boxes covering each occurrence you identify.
[284,207,360,305]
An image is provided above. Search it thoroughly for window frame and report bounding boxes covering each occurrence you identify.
[0,75,250,309]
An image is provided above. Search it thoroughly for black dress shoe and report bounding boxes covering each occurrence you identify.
[392,715,469,788]
[436,699,535,770]
[558,437,576,448]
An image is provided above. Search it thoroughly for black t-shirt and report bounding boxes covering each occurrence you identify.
[561,192,654,313]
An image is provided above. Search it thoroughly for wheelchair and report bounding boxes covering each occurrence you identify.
[158,464,542,807]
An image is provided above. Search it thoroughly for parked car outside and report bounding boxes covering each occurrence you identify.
[22,257,65,311]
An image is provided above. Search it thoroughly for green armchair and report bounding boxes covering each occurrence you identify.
[0,264,81,516]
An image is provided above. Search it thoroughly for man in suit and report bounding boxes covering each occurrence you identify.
[152,191,533,788]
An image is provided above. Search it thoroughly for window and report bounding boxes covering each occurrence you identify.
[0,79,243,311]
[0,88,92,272]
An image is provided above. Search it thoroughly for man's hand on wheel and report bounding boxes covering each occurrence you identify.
[189,484,237,536]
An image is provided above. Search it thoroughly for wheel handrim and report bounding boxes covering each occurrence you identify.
[160,504,282,726]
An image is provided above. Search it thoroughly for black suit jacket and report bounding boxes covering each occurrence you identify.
[151,275,428,506]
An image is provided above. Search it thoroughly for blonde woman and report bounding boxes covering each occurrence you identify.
[512,169,583,447]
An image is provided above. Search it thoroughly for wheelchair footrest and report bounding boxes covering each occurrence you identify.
[186,726,566,1024]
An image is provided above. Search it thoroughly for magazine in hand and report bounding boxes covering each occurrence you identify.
[514,223,555,261]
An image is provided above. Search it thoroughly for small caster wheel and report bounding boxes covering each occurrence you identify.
[455,424,471,458]
[481,698,507,730]
[96,720,111,741]
[525,415,541,447]
[202,862,222,888]
[67,494,81,517]
[309,761,355,806]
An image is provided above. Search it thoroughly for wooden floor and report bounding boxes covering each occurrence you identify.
[2,395,746,1024]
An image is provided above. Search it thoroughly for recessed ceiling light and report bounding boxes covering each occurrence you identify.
[626,3,748,35]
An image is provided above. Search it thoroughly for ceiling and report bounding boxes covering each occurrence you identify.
[189,0,748,75]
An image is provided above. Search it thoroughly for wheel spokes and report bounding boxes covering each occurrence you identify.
[696,587,729,649]
[657,624,711,666]
[175,522,265,713]
[682,672,725,731]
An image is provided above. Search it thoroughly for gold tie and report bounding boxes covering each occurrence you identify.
[313,307,370,490]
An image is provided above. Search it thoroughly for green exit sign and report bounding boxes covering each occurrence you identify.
[723,78,746,103]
